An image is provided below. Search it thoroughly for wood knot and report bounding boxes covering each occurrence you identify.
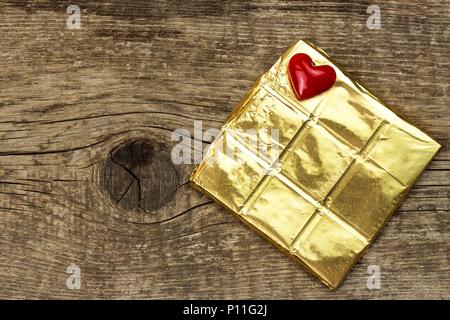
[104,140,178,212]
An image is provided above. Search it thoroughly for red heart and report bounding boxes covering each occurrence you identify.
[288,53,336,100]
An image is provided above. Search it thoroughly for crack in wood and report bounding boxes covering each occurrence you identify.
[105,139,178,213]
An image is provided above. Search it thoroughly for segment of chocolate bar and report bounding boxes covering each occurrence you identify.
[190,40,441,288]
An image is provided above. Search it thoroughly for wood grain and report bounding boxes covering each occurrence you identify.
[0,0,448,299]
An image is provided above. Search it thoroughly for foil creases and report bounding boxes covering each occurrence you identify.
[190,40,441,289]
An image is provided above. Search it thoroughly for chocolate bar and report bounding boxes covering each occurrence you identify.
[190,40,441,288]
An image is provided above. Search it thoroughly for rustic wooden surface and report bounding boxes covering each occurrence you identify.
[0,0,449,299]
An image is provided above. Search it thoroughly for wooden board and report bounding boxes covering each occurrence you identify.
[0,0,448,299]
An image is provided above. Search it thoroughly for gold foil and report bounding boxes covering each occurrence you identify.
[190,40,441,289]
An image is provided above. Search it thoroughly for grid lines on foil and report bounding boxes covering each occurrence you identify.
[190,40,440,288]
[225,82,407,248]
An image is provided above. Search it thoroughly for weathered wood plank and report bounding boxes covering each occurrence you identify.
[0,0,448,299]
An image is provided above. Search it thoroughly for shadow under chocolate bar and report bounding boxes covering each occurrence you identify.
[190,40,441,289]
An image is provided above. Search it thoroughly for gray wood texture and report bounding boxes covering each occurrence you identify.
[0,0,448,299]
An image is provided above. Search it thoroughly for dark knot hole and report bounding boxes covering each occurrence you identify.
[104,139,178,212]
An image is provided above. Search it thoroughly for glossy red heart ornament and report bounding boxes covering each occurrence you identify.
[288,53,337,100]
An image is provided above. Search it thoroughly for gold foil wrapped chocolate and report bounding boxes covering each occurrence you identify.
[190,40,441,288]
